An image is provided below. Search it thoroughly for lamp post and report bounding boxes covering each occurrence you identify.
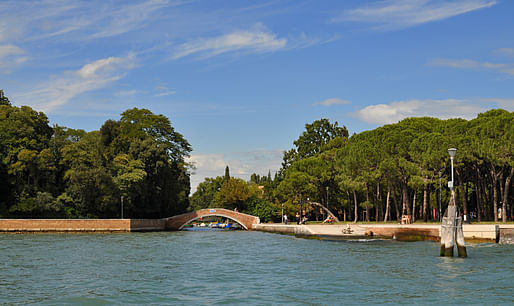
[448,148,456,191]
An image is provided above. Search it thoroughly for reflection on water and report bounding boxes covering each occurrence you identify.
[0,231,512,305]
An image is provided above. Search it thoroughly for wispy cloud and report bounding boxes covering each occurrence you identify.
[90,0,170,39]
[495,48,514,57]
[0,0,173,43]
[115,89,139,96]
[171,23,287,60]
[17,54,136,112]
[314,98,351,107]
[153,84,176,97]
[431,58,514,76]
[356,99,485,125]
[0,44,28,71]
[332,0,496,30]
[187,149,283,192]
[154,91,176,97]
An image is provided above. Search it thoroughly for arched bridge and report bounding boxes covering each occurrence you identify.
[165,208,260,230]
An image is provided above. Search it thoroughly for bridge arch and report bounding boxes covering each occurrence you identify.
[165,208,260,230]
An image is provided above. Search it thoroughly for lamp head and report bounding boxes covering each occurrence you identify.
[448,148,457,158]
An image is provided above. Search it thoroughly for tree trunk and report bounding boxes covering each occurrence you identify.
[491,167,499,222]
[423,180,428,222]
[412,190,417,222]
[353,190,358,223]
[392,189,400,222]
[456,169,468,220]
[365,188,370,222]
[376,182,381,221]
[401,180,411,216]
[384,186,391,222]
[481,174,491,220]
[475,172,482,222]
[503,167,514,222]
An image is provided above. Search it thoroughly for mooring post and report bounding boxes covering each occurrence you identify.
[456,215,467,257]
[440,148,467,257]
[440,194,456,256]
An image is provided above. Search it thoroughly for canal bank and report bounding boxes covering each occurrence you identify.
[0,219,166,232]
[253,223,514,243]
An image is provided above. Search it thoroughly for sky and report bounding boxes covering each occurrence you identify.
[1,0,513,192]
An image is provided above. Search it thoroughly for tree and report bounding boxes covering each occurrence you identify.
[225,165,230,180]
[0,90,10,106]
[61,131,117,217]
[100,108,192,218]
[0,101,53,215]
[214,177,250,211]
[189,176,225,211]
[283,118,348,167]
[245,196,279,223]
[112,153,147,215]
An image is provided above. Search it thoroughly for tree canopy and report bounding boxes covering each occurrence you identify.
[0,91,191,218]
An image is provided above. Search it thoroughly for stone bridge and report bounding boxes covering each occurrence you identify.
[165,208,260,230]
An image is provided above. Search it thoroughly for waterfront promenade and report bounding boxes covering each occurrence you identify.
[253,223,514,243]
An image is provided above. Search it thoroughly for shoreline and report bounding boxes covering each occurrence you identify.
[1,219,513,244]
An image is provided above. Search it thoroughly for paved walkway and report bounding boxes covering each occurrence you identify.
[253,223,506,242]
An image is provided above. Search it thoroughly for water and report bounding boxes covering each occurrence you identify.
[1,231,513,305]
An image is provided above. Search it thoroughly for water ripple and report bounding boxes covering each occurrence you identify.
[0,231,512,305]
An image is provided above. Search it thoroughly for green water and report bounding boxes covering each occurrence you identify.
[1,230,513,305]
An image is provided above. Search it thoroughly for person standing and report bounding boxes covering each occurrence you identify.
[283,214,288,224]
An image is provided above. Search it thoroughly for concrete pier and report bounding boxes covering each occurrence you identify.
[253,223,510,243]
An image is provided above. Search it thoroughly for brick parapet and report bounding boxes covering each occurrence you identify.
[166,208,260,230]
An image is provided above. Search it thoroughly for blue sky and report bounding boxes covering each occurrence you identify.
[1,0,513,191]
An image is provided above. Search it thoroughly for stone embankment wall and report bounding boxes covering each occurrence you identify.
[499,225,514,244]
[0,219,166,232]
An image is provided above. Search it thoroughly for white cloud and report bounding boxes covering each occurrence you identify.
[17,55,136,112]
[187,149,283,193]
[333,0,496,30]
[431,58,514,76]
[482,98,514,111]
[171,23,287,60]
[0,44,28,70]
[356,99,485,125]
[314,98,351,107]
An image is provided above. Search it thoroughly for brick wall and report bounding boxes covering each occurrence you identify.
[0,219,166,232]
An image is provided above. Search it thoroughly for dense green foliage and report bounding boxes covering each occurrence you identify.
[271,113,513,223]
[2,88,512,223]
[193,113,513,224]
[0,91,191,218]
